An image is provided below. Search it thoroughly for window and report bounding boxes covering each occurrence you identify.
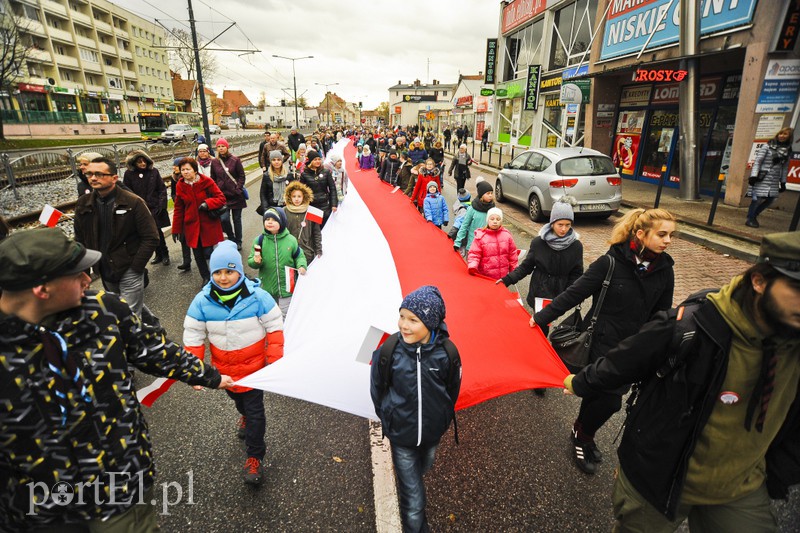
[502,18,544,81]
[23,5,40,21]
[135,46,140,56]
[509,152,531,170]
[27,62,42,77]
[139,65,144,74]
[55,45,65,55]
[557,156,616,176]
[104,58,112,66]
[549,0,597,69]
[443,91,448,97]
[146,67,150,75]
[86,75,96,85]
[108,77,121,88]
[59,69,73,81]
[49,17,60,29]
[79,48,99,63]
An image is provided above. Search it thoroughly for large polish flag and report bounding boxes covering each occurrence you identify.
[236,139,568,419]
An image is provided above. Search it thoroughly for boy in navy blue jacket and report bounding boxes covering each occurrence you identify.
[370,285,462,533]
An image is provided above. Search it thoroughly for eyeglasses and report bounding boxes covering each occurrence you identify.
[84,172,114,178]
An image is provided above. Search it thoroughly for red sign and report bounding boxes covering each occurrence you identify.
[475,96,489,113]
[634,69,688,83]
[612,134,641,176]
[456,95,473,108]
[18,83,47,93]
[394,106,401,114]
[502,0,546,34]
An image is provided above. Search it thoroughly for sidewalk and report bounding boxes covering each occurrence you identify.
[443,151,798,263]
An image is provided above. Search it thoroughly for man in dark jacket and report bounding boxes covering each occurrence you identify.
[370,286,461,533]
[300,150,338,226]
[123,150,170,265]
[0,227,234,531]
[286,126,305,154]
[259,133,289,170]
[563,231,800,531]
[74,157,159,317]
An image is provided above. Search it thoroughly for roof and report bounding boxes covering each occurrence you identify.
[388,82,456,90]
[204,87,217,97]
[171,78,197,102]
[459,74,484,81]
[221,90,253,112]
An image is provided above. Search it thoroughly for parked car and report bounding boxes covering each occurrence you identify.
[159,124,198,143]
[494,147,622,221]
[208,124,221,135]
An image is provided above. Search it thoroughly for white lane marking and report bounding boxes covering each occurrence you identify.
[370,420,401,532]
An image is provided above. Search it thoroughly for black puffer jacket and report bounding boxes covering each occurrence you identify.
[300,166,338,212]
[534,242,674,362]
[502,235,584,307]
[379,157,402,184]
[122,150,170,228]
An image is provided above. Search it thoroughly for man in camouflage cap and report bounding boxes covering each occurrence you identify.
[562,231,800,531]
[0,227,233,531]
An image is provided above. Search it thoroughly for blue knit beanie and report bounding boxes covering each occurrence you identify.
[209,240,244,289]
[400,285,446,332]
[173,157,184,167]
[263,206,287,233]
[457,188,471,202]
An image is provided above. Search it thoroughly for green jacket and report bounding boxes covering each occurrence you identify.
[454,206,488,250]
[247,228,308,300]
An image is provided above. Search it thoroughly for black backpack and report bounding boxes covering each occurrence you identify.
[377,332,462,443]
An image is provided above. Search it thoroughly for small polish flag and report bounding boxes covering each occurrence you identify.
[391,186,401,194]
[534,297,553,314]
[39,204,63,227]
[305,205,324,225]
[285,266,297,293]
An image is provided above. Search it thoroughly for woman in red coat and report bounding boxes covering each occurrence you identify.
[172,157,226,286]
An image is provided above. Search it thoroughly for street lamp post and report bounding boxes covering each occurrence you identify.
[273,54,313,129]
[315,82,339,126]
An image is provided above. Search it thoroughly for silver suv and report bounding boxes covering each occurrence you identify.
[494,147,622,221]
[159,124,197,143]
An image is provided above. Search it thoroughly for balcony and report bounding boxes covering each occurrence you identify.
[48,27,74,44]
[122,69,136,79]
[70,10,91,26]
[86,84,105,93]
[54,54,79,68]
[114,27,129,39]
[104,65,120,76]
[28,49,53,64]
[41,0,68,18]
[59,80,83,90]
[76,35,94,48]
[118,49,133,61]
[83,61,102,73]
[21,20,48,37]
[99,42,116,55]
[93,19,112,34]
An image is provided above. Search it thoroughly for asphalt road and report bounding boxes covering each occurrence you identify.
[129,164,799,532]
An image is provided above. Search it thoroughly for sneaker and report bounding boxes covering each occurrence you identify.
[162,255,170,266]
[745,219,760,228]
[572,431,597,475]
[589,441,603,463]
[243,457,263,485]
[237,416,246,439]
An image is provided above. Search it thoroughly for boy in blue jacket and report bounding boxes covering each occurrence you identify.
[423,181,449,229]
[370,285,462,533]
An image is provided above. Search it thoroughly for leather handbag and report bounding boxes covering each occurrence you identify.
[548,257,615,370]
[207,203,230,220]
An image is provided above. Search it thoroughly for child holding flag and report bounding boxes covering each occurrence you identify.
[411,158,442,212]
[284,181,323,264]
[184,241,284,485]
[423,181,448,229]
[247,207,307,317]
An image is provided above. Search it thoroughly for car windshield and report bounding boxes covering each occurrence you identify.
[557,156,616,176]
[167,125,185,131]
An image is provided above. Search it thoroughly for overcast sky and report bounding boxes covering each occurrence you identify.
[119,0,500,110]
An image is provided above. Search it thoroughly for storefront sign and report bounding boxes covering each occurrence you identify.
[475,96,489,113]
[774,1,800,52]
[619,85,651,106]
[562,65,589,80]
[394,106,402,114]
[524,65,541,111]
[651,77,721,105]
[633,69,687,82]
[756,59,800,113]
[456,95,474,108]
[539,73,562,93]
[544,94,561,108]
[18,83,47,93]
[496,88,508,97]
[485,39,498,84]
[601,0,757,61]
[403,95,436,102]
[480,88,494,96]
[755,114,787,140]
[597,111,615,118]
[502,0,546,34]
[722,74,742,100]
[85,113,110,123]
[786,152,800,191]
[496,82,523,99]
[561,80,590,104]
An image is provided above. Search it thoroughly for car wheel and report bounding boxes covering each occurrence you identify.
[528,194,545,222]
[495,180,505,203]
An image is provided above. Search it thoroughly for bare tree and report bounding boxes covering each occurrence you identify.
[0,0,32,140]
[166,28,217,84]
[375,102,390,124]
[257,90,266,111]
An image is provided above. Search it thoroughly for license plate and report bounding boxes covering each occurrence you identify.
[580,203,609,211]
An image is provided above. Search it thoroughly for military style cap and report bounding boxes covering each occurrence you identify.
[0,227,101,291]
[757,231,800,280]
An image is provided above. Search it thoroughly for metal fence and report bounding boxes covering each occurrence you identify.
[0,133,263,216]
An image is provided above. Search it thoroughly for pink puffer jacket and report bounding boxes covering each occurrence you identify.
[467,227,518,279]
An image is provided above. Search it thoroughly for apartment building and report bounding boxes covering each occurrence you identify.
[3,0,175,135]
[387,80,456,130]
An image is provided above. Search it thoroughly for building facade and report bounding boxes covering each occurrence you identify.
[2,0,175,135]
[445,74,492,142]
[387,79,456,130]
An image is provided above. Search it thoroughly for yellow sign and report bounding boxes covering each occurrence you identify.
[425,111,435,120]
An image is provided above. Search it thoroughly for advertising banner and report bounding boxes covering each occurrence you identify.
[524,65,541,111]
[612,133,641,175]
[756,59,800,113]
[485,39,498,84]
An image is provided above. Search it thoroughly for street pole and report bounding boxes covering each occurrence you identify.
[273,55,313,128]
[678,0,700,201]
[187,0,210,141]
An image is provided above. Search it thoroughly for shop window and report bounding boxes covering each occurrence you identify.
[502,19,545,82]
[549,0,598,70]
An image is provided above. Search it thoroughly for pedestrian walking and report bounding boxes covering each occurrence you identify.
[211,138,247,250]
[467,207,518,279]
[534,208,676,475]
[379,149,402,185]
[260,150,290,212]
[454,179,495,254]
[284,181,323,264]
[74,157,159,317]
[170,157,192,272]
[300,150,338,226]
[745,127,792,228]
[411,159,442,211]
[481,127,490,151]
[370,286,462,533]
[123,150,171,266]
[448,144,476,191]
[75,151,102,197]
[563,231,800,531]
[423,181,449,229]
[0,227,233,531]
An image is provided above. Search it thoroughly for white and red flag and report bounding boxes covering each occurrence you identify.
[305,205,324,225]
[39,204,63,227]
[285,266,297,293]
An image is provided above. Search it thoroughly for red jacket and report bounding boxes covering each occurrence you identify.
[411,170,441,207]
[172,175,226,248]
[468,227,518,280]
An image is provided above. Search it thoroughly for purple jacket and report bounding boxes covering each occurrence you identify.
[358,153,376,170]
[210,154,247,209]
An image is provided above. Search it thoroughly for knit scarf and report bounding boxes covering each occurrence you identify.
[268,166,288,183]
[629,239,660,274]
[472,197,495,213]
[284,203,308,214]
[769,139,791,165]
[211,281,250,310]
[539,223,578,251]
[456,151,469,165]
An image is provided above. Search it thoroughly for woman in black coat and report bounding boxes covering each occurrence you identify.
[123,150,171,264]
[533,208,676,475]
